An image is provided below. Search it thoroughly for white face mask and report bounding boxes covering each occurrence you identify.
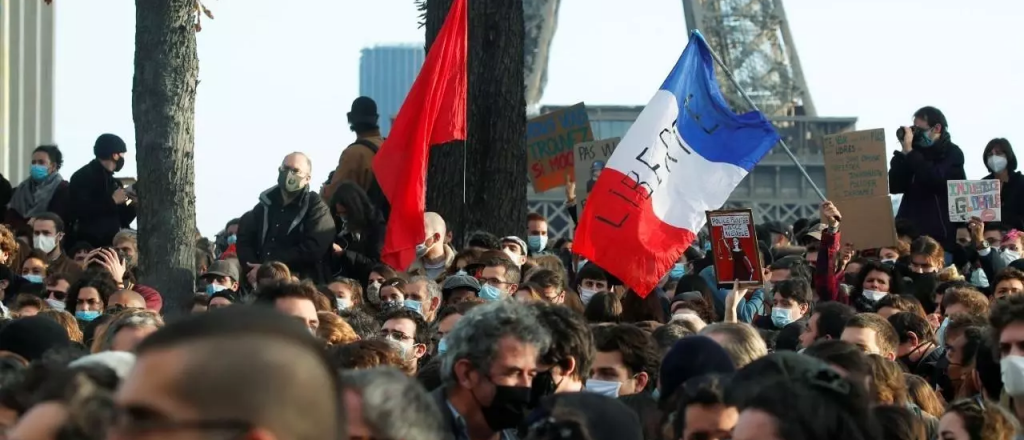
[862,289,887,302]
[584,379,622,398]
[988,155,1009,173]
[1001,249,1021,266]
[33,235,57,254]
[580,288,598,305]
[1002,355,1024,397]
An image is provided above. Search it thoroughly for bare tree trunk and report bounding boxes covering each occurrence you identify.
[425,0,527,243]
[132,0,198,315]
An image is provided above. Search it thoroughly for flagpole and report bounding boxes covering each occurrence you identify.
[696,30,827,202]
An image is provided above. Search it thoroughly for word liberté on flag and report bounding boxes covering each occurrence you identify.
[573,31,781,296]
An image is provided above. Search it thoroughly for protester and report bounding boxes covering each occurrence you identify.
[436,301,550,439]
[379,308,430,375]
[115,306,342,440]
[408,212,454,279]
[329,181,386,284]
[341,367,445,440]
[323,97,385,205]
[29,212,80,281]
[237,152,335,285]
[68,134,136,248]
[5,145,71,232]
[889,106,966,246]
[982,138,1024,230]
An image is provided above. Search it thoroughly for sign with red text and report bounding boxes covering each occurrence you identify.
[526,103,595,192]
[706,209,763,286]
[947,179,1001,222]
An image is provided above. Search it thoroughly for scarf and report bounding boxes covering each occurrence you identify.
[9,172,63,219]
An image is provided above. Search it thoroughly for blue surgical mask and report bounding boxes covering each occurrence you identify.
[771,307,794,328]
[227,234,237,245]
[584,379,622,398]
[438,337,449,355]
[404,299,423,316]
[479,284,503,302]
[937,317,950,348]
[75,310,101,322]
[205,282,228,294]
[22,274,43,284]
[29,164,49,181]
[206,283,228,295]
[528,235,548,252]
[669,263,686,280]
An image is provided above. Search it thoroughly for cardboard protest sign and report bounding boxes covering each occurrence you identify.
[573,137,620,209]
[706,209,764,286]
[947,180,1001,222]
[822,128,898,250]
[526,103,595,192]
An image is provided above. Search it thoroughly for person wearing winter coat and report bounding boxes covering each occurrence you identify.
[889,106,966,247]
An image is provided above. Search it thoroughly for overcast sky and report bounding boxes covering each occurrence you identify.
[52,0,1023,235]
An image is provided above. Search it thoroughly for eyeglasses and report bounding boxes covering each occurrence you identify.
[278,166,307,178]
[46,290,67,301]
[378,330,412,342]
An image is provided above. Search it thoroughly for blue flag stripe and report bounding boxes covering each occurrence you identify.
[658,31,780,172]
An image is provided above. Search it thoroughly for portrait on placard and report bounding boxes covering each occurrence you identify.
[706,209,763,286]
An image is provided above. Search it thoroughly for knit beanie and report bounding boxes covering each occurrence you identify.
[93,133,127,158]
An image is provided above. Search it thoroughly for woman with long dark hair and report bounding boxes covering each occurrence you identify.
[329,182,385,286]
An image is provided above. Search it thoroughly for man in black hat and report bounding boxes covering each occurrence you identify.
[68,133,136,247]
[322,96,384,203]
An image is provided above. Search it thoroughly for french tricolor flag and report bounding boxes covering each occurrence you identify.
[574,31,780,296]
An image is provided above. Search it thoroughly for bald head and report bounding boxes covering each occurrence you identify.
[424,212,446,237]
[109,290,146,310]
[283,152,313,176]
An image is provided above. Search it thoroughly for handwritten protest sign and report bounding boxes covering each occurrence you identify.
[706,209,763,286]
[574,137,620,209]
[526,103,595,192]
[947,180,1001,222]
[822,129,897,250]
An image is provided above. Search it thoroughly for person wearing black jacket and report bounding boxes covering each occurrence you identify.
[889,106,966,247]
[981,138,1024,230]
[68,134,136,247]
[0,173,11,210]
[328,181,384,286]
[237,152,335,285]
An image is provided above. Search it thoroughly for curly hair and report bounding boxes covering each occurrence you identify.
[0,225,17,267]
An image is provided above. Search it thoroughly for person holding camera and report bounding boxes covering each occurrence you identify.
[889,106,965,247]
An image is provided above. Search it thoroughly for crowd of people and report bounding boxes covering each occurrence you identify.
[0,101,1021,440]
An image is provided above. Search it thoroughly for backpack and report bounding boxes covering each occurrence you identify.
[352,139,391,221]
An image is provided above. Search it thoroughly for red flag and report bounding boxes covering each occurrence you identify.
[373,0,467,271]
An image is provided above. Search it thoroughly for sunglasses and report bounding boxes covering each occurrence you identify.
[47,290,67,301]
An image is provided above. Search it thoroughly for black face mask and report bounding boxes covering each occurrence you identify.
[843,272,858,286]
[475,379,531,432]
[114,156,126,172]
[529,370,557,409]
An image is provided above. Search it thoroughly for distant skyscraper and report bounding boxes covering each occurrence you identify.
[359,45,425,136]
